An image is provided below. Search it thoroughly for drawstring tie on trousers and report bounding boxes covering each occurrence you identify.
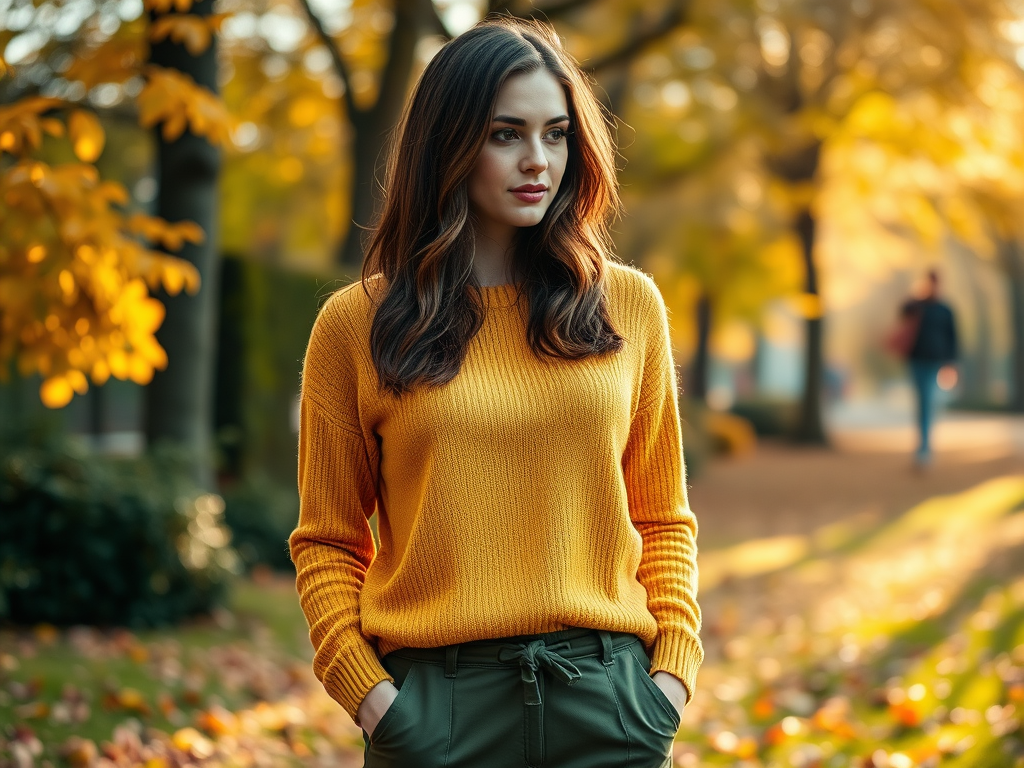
[497,639,582,706]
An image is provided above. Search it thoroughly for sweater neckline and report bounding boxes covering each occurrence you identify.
[476,282,525,310]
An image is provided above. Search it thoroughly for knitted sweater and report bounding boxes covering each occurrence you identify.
[289,260,703,722]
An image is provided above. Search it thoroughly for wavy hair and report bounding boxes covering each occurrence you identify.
[360,16,624,397]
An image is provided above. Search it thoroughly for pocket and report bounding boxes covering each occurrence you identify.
[626,647,682,732]
[369,664,419,745]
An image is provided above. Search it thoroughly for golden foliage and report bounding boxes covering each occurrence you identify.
[68,110,105,163]
[144,0,195,12]
[138,65,234,144]
[0,0,238,409]
[62,35,146,89]
[149,14,229,56]
[0,98,65,155]
[0,156,201,408]
[127,213,205,256]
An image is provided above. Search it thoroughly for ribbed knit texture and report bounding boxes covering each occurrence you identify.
[289,261,703,722]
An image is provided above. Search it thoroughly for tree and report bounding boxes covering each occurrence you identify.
[1,0,234,487]
[0,5,208,411]
[819,62,1024,411]
[286,0,696,270]
[143,0,227,489]
[623,0,1022,440]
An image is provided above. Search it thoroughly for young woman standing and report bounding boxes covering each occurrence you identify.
[290,17,703,768]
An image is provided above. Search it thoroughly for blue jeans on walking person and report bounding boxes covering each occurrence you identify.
[909,360,943,462]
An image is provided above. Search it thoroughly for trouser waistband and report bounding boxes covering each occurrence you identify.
[384,627,639,673]
[381,628,644,768]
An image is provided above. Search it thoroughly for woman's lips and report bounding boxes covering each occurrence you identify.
[511,188,546,203]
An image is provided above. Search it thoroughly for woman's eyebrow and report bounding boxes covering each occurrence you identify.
[492,114,571,126]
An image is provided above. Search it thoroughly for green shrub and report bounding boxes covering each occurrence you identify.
[678,394,711,480]
[0,443,239,627]
[730,397,800,436]
[221,476,297,573]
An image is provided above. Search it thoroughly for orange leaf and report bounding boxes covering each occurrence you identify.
[68,110,105,162]
[63,38,144,89]
[138,66,232,145]
[196,705,238,736]
[762,722,787,747]
[889,701,922,727]
[752,693,775,719]
[149,15,213,56]
[171,728,214,759]
[59,737,99,768]
[146,0,194,12]
[205,13,231,32]
[40,376,74,408]
[92,359,111,385]
[128,355,153,385]
[117,688,151,714]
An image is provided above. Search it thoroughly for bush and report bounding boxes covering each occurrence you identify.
[730,397,800,437]
[704,411,758,457]
[221,476,298,573]
[0,443,239,627]
[678,394,711,480]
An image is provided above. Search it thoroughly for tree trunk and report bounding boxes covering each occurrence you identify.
[960,248,993,406]
[766,140,827,445]
[690,292,711,401]
[337,0,433,270]
[1002,239,1024,412]
[144,0,223,490]
[338,113,381,274]
[793,207,828,444]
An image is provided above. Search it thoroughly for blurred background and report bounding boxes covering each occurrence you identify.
[1,0,1024,766]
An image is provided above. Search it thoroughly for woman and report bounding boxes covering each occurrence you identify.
[289,16,703,768]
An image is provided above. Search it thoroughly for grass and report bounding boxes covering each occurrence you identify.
[679,474,1024,768]
[2,475,1023,767]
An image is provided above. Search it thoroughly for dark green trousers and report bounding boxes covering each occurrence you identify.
[361,627,679,768]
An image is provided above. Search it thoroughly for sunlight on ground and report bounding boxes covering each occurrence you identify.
[2,476,1023,767]
[685,474,1024,767]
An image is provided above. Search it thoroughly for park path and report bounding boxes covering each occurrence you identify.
[687,412,1024,551]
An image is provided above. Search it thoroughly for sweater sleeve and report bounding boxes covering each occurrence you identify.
[622,275,704,705]
[288,292,394,723]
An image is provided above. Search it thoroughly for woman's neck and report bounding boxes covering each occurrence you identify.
[472,221,517,287]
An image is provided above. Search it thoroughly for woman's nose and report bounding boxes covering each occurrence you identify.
[519,137,549,174]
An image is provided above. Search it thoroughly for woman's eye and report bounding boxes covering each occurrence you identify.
[545,128,568,142]
[493,128,519,142]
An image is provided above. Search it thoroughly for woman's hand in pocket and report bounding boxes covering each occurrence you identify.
[651,671,688,719]
[357,680,400,738]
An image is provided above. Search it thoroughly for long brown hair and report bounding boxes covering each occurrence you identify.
[361,16,624,397]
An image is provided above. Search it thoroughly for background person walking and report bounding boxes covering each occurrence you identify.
[892,269,959,468]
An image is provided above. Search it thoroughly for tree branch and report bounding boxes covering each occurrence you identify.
[516,0,596,22]
[487,0,515,14]
[582,0,690,74]
[294,0,359,118]
[426,0,453,40]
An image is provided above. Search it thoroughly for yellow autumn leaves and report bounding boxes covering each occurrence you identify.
[0,0,241,409]
[0,104,205,408]
[138,66,234,145]
[150,13,230,57]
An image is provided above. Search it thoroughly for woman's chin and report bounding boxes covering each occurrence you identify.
[505,209,550,229]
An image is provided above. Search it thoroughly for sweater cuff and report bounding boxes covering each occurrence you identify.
[650,631,704,706]
[322,641,396,722]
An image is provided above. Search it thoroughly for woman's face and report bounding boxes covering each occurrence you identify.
[466,67,571,239]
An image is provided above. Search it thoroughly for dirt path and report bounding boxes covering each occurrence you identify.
[688,437,1024,551]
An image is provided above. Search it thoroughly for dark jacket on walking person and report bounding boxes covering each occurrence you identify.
[901,297,958,363]
[897,270,959,467]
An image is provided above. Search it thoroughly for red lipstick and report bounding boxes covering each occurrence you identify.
[511,184,547,203]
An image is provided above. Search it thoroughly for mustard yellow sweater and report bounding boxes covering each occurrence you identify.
[289,261,703,722]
